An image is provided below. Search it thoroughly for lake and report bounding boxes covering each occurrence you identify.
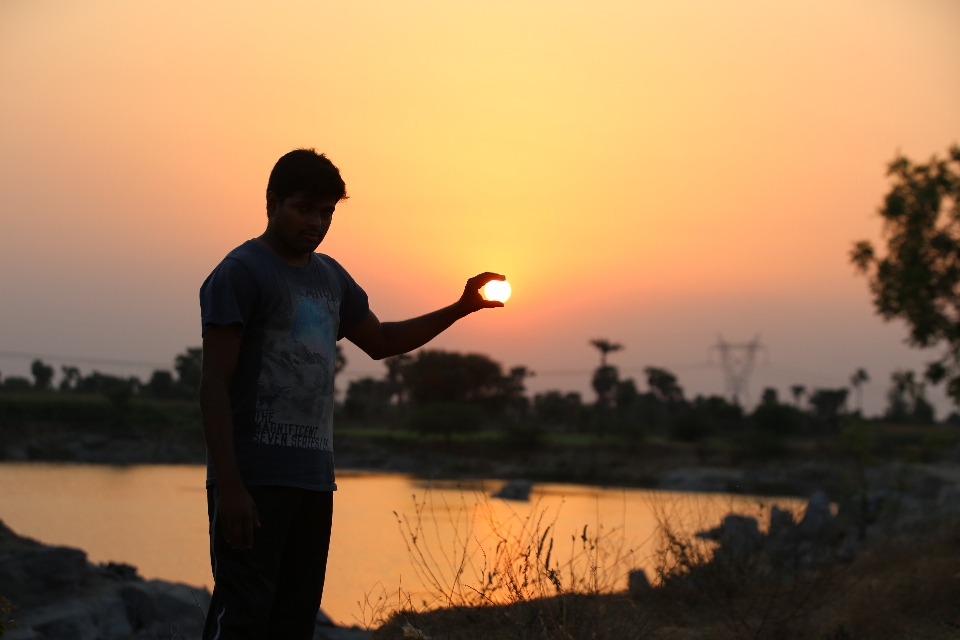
[0,463,804,625]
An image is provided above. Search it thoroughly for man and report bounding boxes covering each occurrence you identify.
[198,149,504,639]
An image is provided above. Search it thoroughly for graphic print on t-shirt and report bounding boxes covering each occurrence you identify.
[253,292,338,451]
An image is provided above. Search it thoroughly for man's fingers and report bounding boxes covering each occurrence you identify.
[225,520,242,549]
[469,272,506,289]
[483,300,505,308]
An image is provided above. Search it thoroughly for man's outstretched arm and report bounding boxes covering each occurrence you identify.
[199,323,260,550]
[346,272,505,360]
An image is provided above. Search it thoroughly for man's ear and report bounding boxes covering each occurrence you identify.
[266,191,279,219]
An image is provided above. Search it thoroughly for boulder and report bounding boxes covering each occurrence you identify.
[697,515,763,558]
[493,480,533,501]
[121,580,209,638]
[8,592,132,640]
[627,569,651,596]
[0,546,93,608]
[798,491,834,538]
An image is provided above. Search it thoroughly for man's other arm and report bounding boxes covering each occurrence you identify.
[346,272,504,360]
[199,323,260,549]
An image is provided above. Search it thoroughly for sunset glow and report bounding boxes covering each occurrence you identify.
[0,0,958,412]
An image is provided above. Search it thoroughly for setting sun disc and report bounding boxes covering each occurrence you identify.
[482,280,511,303]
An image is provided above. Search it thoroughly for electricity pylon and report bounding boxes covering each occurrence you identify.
[711,335,766,406]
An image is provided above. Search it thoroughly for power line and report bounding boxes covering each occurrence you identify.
[0,349,170,369]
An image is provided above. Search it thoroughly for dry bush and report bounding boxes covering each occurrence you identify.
[366,487,663,639]
[820,519,960,639]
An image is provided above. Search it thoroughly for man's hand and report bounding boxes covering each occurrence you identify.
[347,271,506,360]
[454,272,506,315]
[200,323,261,549]
[217,482,261,550]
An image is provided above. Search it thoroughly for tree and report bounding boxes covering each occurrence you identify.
[808,388,849,433]
[589,339,623,367]
[753,387,802,436]
[344,377,393,421]
[644,367,684,404]
[384,354,412,405]
[30,359,54,391]
[145,370,175,399]
[399,350,504,408]
[851,145,960,402]
[790,385,806,408]
[885,369,935,424]
[534,391,582,428]
[59,366,80,392]
[174,348,202,397]
[849,368,870,414]
[591,365,620,409]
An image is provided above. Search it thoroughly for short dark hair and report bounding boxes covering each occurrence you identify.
[266,149,347,205]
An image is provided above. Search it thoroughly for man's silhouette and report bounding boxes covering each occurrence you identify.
[199,149,503,639]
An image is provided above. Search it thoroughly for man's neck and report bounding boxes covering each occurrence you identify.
[256,232,312,268]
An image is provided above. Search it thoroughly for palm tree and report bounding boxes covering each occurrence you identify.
[849,368,869,414]
[589,339,623,367]
[790,384,806,408]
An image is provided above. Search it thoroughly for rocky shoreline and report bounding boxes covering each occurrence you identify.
[7,423,958,502]
[0,521,368,640]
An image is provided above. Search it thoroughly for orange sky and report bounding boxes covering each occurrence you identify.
[1,0,959,414]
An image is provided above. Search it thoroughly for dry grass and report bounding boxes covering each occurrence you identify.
[365,487,960,640]
[361,487,661,639]
[818,524,960,639]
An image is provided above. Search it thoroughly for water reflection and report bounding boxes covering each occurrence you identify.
[0,463,804,625]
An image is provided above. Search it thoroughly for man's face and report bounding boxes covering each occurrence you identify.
[266,190,338,254]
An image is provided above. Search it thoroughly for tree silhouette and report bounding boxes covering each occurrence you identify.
[885,369,935,424]
[589,339,623,367]
[30,359,54,391]
[851,145,960,402]
[790,385,806,408]
[59,366,80,392]
[644,367,684,404]
[174,348,202,396]
[849,368,870,414]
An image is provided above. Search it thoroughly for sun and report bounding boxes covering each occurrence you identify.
[482,279,511,303]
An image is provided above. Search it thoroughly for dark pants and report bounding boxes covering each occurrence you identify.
[202,486,333,640]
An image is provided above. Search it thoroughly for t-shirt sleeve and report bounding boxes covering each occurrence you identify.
[199,257,259,337]
[332,261,370,339]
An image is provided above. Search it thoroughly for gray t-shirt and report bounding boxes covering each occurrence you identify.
[199,239,369,491]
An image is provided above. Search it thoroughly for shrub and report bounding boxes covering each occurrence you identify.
[405,403,484,440]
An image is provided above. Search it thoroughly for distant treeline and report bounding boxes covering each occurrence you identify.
[342,349,859,442]
[342,342,950,440]
[0,341,948,440]
[0,349,201,402]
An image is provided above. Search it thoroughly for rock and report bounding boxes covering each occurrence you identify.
[0,519,210,640]
[315,624,373,639]
[768,506,795,535]
[98,562,140,581]
[10,592,132,640]
[121,580,210,638]
[317,608,335,626]
[493,480,533,501]
[798,491,834,538]
[401,622,431,639]
[627,569,650,596]
[0,546,93,607]
[697,515,763,558]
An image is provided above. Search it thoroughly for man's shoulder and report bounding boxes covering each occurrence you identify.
[224,239,266,264]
